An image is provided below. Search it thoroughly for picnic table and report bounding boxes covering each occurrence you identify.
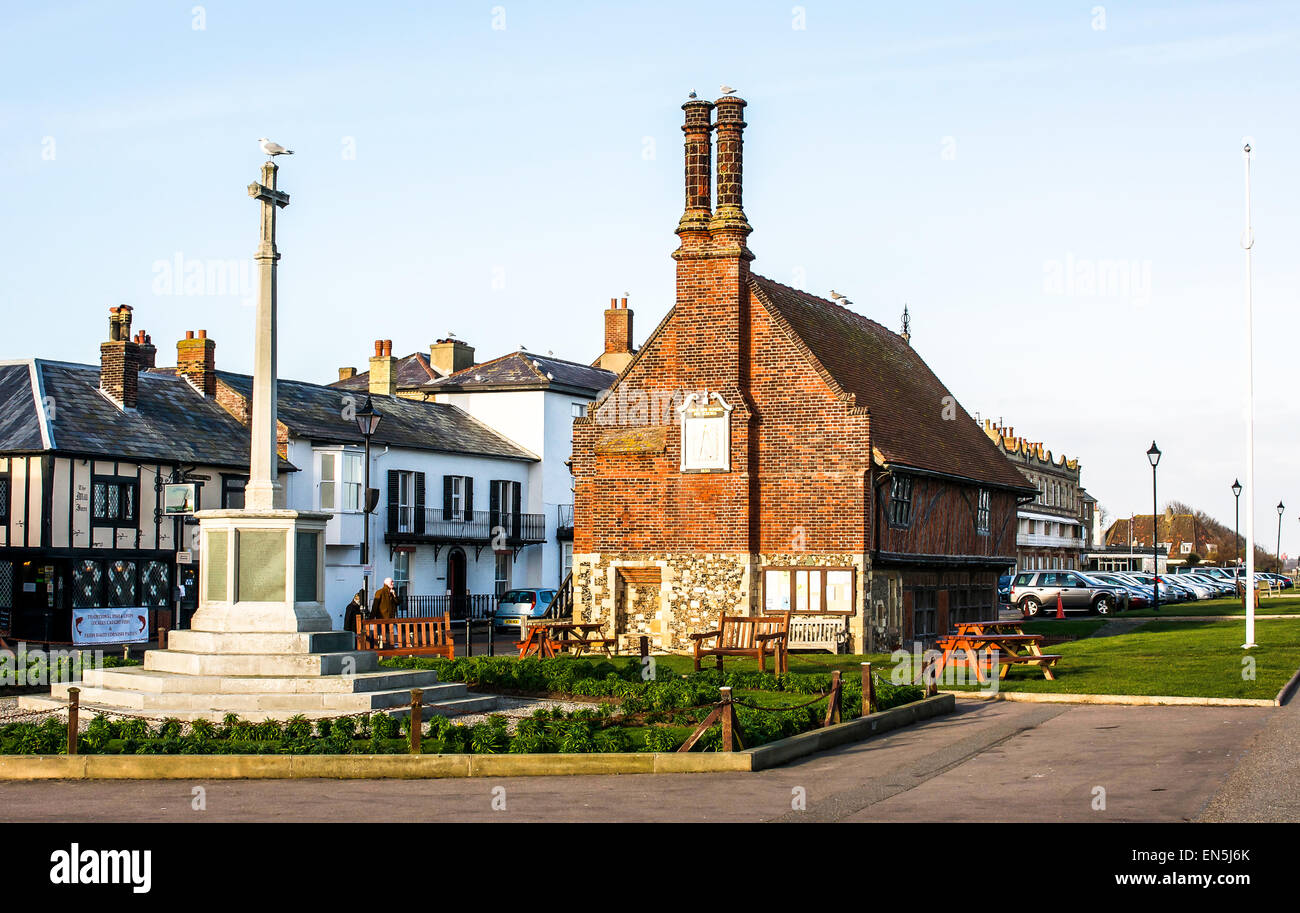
[931,621,1061,684]
[516,621,617,658]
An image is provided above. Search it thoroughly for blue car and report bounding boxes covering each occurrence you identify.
[494,588,558,630]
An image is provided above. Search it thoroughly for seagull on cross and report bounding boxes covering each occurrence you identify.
[258,138,295,158]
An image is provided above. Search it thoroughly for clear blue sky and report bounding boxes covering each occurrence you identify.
[2,1,1297,555]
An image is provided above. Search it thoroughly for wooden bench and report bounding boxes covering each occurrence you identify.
[357,616,454,659]
[690,612,790,674]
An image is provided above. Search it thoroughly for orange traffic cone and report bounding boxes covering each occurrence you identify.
[1055,592,1065,619]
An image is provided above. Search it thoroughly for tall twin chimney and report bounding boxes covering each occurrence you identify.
[672,91,753,391]
[100,304,141,409]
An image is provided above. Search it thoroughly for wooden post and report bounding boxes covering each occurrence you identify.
[66,687,80,755]
[157,626,168,650]
[122,644,129,661]
[824,670,842,726]
[720,686,733,751]
[861,662,874,715]
[409,688,423,754]
[639,635,649,659]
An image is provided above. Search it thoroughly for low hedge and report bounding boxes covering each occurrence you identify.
[0,659,925,756]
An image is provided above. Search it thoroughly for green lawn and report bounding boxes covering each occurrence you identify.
[1119,594,1300,617]
[933,618,1300,700]
[1020,619,1110,638]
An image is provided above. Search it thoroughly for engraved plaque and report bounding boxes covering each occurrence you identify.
[237,530,286,603]
[206,530,228,602]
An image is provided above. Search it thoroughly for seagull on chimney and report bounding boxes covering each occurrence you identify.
[688,90,698,100]
[720,84,737,96]
[258,138,294,157]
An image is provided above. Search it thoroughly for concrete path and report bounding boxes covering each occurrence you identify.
[0,700,1278,823]
[1197,690,1300,822]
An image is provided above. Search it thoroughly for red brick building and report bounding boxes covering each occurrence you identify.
[571,94,1033,652]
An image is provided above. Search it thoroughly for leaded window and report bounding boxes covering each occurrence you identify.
[91,476,137,526]
[106,559,138,607]
[976,489,991,534]
[889,475,914,528]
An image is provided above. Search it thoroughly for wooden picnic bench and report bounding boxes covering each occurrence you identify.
[690,612,790,674]
[931,629,1061,683]
[356,615,454,659]
[516,622,617,658]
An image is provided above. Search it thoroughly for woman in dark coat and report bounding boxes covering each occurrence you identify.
[342,589,366,636]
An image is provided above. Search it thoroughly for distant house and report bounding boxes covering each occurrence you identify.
[980,420,1090,572]
[330,332,621,594]
[1103,509,1218,568]
[0,307,268,644]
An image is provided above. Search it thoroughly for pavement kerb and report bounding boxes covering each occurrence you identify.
[0,695,955,780]
[941,689,1279,708]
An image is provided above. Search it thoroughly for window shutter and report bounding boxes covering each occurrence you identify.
[489,480,501,534]
[414,472,426,534]
[465,477,474,517]
[511,481,522,539]
[386,470,399,534]
[442,475,453,522]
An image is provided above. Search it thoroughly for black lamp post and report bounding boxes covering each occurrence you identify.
[355,396,383,597]
[1232,479,1243,574]
[1147,441,1161,612]
[1276,501,1285,572]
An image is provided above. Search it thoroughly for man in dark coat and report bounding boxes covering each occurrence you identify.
[371,578,399,619]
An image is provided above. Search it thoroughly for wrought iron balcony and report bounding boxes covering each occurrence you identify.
[385,507,546,545]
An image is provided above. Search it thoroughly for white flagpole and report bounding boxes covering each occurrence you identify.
[1242,142,1257,649]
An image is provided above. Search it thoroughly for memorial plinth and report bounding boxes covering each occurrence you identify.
[18,155,495,722]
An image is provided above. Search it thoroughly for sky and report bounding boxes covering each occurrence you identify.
[1,1,1297,556]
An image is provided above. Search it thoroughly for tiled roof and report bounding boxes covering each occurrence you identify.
[216,371,537,462]
[331,352,440,393]
[0,360,259,469]
[423,351,616,395]
[1105,515,1213,550]
[0,363,44,451]
[750,276,1035,492]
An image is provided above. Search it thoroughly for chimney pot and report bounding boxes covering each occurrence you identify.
[177,329,217,396]
[185,330,195,340]
[374,339,384,356]
[197,329,207,339]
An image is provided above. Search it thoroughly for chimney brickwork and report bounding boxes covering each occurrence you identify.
[100,305,140,408]
[177,329,217,396]
[429,338,475,377]
[369,339,398,396]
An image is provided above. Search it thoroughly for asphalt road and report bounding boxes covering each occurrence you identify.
[0,699,1286,823]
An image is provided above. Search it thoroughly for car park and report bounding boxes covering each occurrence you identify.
[1009,570,1125,617]
[1091,572,1153,608]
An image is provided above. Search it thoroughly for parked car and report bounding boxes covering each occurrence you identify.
[1009,570,1125,617]
[1091,572,1153,608]
[493,588,558,630]
[1260,572,1293,590]
[998,575,1013,604]
[1126,572,1188,603]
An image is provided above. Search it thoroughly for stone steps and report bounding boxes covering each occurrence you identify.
[81,666,442,695]
[144,648,379,677]
[167,630,357,655]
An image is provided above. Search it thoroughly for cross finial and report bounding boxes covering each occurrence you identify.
[900,303,911,344]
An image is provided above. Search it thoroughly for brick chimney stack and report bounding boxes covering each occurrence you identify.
[675,96,715,247]
[134,330,157,371]
[599,297,635,374]
[369,339,398,396]
[100,305,141,408]
[177,329,217,396]
[708,94,753,256]
[429,337,475,377]
[338,367,357,381]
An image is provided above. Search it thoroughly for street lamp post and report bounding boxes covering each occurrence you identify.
[1232,479,1243,572]
[1276,501,1285,572]
[355,396,383,604]
[1147,442,1161,613]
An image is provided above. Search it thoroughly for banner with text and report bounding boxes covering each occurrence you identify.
[72,607,149,645]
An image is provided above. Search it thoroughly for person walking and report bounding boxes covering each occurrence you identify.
[342,589,366,639]
[371,577,399,619]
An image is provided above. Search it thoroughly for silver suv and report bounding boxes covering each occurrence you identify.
[1010,570,1126,617]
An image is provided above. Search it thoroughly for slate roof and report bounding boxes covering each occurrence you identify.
[750,276,1035,493]
[331,352,441,393]
[422,351,616,395]
[216,371,537,462]
[0,359,260,469]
